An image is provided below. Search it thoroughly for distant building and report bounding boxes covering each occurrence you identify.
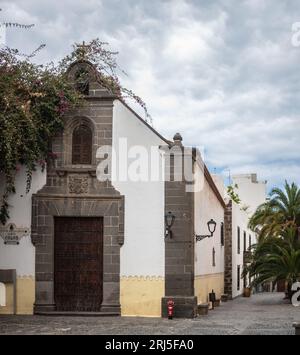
[224,174,267,299]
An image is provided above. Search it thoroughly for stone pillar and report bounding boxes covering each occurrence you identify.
[161,134,197,319]
[224,201,233,299]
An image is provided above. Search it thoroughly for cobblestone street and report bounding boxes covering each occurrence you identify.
[0,293,299,335]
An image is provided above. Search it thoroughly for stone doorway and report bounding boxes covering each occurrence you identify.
[54,217,103,312]
[32,194,124,315]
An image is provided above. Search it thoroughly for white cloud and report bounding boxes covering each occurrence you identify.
[1,0,299,189]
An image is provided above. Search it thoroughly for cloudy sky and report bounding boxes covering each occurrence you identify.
[1,0,300,190]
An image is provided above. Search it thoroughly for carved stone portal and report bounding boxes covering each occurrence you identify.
[68,176,89,194]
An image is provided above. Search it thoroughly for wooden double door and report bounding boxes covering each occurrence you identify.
[54,217,103,312]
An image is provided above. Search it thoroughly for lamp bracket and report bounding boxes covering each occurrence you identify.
[196,234,212,242]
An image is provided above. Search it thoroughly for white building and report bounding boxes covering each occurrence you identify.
[194,164,225,304]
[224,174,267,299]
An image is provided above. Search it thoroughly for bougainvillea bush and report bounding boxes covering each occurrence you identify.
[0,47,80,223]
[0,39,150,224]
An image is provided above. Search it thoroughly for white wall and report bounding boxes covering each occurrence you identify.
[232,174,267,215]
[112,100,165,277]
[212,174,225,198]
[194,162,225,276]
[1,101,166,280]
[0,168,46,277]
[230,174,267,298]
[231,202,254,298]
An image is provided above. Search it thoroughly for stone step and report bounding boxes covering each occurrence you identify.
[35,311,120,317]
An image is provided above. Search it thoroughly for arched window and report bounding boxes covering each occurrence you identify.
[72,125,92,165]
[75,68,90,95]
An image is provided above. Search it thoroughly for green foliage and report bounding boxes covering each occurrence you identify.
[249,181,300,241]
[59,39,152,123]
[0,47,80,224]
[244,182,300,293]
[244,228,300,291]
[240,205,250,213]
[0,37,151,224]
[227,184,241,205]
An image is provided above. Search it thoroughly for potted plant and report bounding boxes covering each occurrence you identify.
[243,285,252,298]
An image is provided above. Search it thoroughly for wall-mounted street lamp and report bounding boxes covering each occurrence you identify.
[165,212,176,239]
[196,219,217,242]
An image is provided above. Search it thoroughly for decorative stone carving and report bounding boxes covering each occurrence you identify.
[0,224,30,245]
[68,176,89,194]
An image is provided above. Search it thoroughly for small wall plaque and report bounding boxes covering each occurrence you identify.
[0,224,30,245]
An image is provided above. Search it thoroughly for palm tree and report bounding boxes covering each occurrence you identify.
[245,182,300,297]
[244,228,300,297]
[249,182,300,241]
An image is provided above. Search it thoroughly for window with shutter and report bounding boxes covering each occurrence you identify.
[221,222,224,246]
[237,265,241,291]
[72,125,92,165]
[212,248,216,267]
[237,227,241,254]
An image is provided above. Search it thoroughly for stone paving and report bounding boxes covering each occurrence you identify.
[0,293,299,335]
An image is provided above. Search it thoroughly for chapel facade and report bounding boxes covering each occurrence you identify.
[0,59,242,318]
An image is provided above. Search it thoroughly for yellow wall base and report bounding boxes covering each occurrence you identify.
[0,277,35,315]
[195,273,224,304]
[1,276,164,317]
[120,276,164,317]
[0,274,224,315]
